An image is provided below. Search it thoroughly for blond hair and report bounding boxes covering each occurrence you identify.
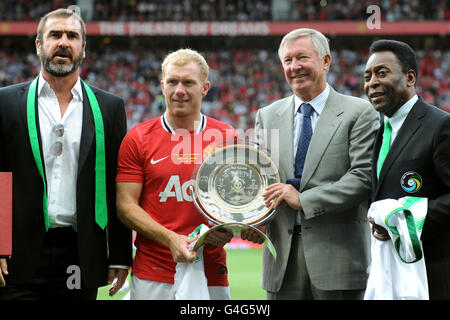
[161,48,209,82]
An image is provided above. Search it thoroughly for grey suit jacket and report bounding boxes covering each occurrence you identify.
[256,87,379,292]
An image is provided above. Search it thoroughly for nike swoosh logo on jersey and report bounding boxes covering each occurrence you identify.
[150,156,169,165]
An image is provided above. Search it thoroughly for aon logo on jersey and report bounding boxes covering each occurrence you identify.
[159,175,196,202]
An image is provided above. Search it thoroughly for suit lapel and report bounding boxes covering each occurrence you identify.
[300,88,343,190]
[272,96,295,179]
[20,79,95,178]
[376,100,425,190]
[372,114,384,198]
[18,84,30,131]
[77,84,95,175]
[19,81,48,181]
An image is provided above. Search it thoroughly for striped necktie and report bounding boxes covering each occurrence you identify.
[295,103,313,178]
[286,103,313,190]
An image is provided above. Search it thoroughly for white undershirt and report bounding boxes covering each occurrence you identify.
[292,84,330,225]
[37,74,83,230]
[292,84,330,157]
[377,95,418,174]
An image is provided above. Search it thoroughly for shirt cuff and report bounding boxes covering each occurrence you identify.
[109,265,129,269]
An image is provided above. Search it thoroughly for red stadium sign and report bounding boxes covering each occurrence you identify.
[0,21,448,36]
[96,21,271,36]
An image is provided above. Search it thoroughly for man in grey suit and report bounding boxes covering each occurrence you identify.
[252,28,379,299]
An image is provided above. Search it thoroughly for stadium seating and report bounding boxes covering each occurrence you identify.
[0,46,448,130]
[1,0,447,22]
[0,1,447,130]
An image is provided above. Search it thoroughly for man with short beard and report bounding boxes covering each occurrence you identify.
[39,42,83,77]
[0,8,132,300]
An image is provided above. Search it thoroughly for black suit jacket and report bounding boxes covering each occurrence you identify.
[0,80,132,288]
[371,97,450,298]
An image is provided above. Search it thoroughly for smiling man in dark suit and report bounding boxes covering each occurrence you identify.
[0,8,132,299]
[364,39,450,299]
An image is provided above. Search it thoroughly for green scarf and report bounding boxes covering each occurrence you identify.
[26,76,108,231]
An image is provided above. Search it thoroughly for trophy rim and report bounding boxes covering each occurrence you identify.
[194,143,280,225]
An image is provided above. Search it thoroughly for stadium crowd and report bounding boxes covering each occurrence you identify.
[0,47,447,130]
[0,0,448,22]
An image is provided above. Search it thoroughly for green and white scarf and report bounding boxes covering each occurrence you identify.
[26,76,108,231]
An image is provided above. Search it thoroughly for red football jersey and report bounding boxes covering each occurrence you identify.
[117,114,236,285]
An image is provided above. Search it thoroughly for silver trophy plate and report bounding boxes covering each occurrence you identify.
[193,143,279,226]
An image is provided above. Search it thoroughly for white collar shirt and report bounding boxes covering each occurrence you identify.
[292,84,330,157]
[37,74,83,230]
[377,95,418,175]
[292,84,330,225]
[385,94,418,144]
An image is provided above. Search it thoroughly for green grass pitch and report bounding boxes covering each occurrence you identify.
[96,248,265,300]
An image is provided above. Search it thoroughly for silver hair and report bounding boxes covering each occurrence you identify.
[278,28,330,61]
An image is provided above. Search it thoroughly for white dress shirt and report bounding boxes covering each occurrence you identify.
[377,95,418,174]
[292,84,330,224]
[293,84,330,157]
[38,74,83,230]
[38,75,129,270]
